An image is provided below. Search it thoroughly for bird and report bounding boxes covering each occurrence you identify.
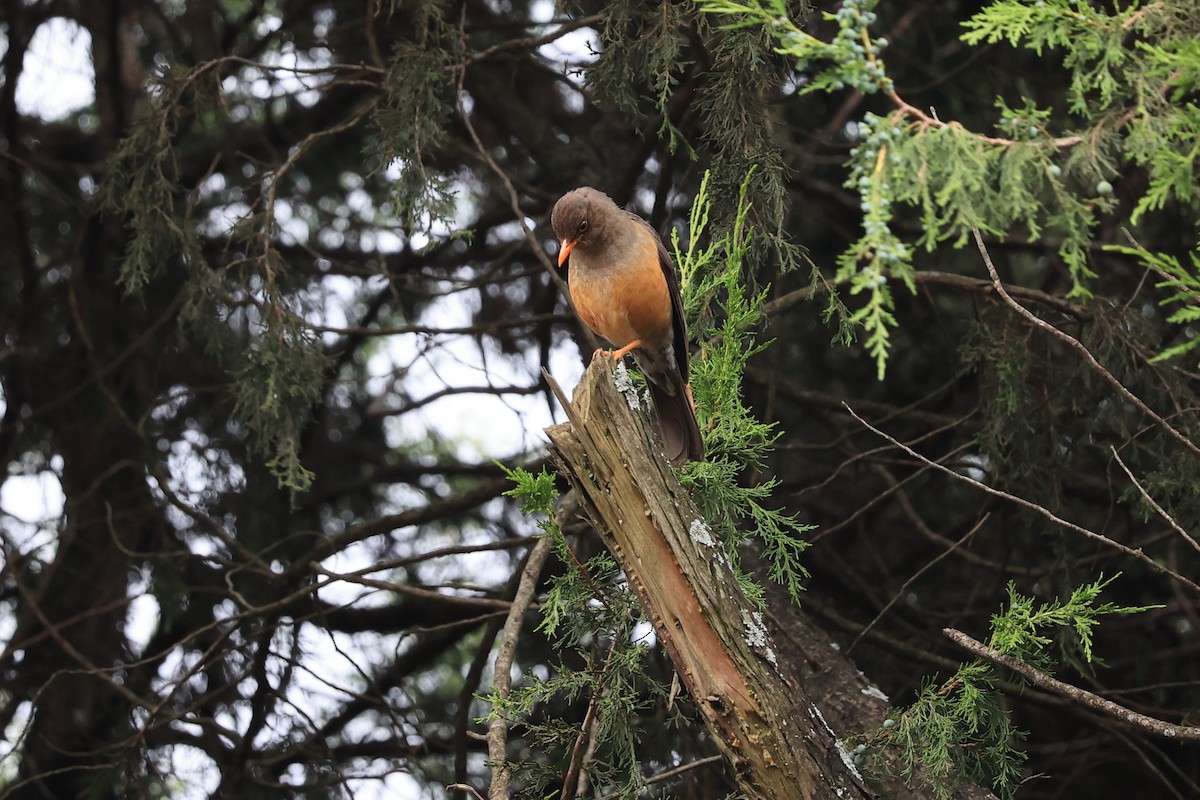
[551,186,705,466]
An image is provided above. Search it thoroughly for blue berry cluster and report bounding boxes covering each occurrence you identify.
[845,112,911,268]
[829,0,893,94]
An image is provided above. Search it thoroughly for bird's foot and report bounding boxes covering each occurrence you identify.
[609,339,642,360]
[590,340,641,362]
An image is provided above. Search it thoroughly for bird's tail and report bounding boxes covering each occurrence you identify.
[647,378,705,467]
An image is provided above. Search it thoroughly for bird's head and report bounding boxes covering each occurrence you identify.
[550,187,616,267]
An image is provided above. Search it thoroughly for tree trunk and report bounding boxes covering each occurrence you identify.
[545,358,869,799]
[545,357,999,799]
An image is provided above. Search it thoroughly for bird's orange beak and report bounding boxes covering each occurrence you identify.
[557,238,576,267]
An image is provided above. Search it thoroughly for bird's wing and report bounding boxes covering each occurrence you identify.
[628,212,690,381]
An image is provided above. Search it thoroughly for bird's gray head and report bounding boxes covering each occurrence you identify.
[550,187,620,266]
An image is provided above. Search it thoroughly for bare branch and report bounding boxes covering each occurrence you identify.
[944,627,1200,742]
[487,535,553,800]
[843,403,1200,594]
[1110,446,1200,556]
[850,514,990,653]
[973,227,1200,459]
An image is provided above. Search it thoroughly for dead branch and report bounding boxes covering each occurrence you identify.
[944,627,1200,743]
[487,535,554,800]
[544,356,869,800]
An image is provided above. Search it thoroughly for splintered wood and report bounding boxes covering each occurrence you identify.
[545,357,865,800]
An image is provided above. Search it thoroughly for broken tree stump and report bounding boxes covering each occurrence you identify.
[545,357,868,800]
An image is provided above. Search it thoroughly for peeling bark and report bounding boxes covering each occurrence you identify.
[545,357,870,800]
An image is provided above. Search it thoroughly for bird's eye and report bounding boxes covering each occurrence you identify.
[578,220,588,234]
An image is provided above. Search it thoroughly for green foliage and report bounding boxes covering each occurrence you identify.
[500,464,624,643]
[700,0,892,95]
[494,623,658,800]
[877,576,1157,799]
[676,172,812,605]
[500,463,559,525]
[494,465,658,798]
[864,97,1105,361]
[1130,103,1200,221]
[961,1,1146,113]
[989,575,1160,668]
[838,111,909,376]
[700,0,1200,377]
[369,21,461,244]
[964,0,1200,224]
[886,662,1026,800]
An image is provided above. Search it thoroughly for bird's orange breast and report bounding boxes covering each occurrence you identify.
[570,232,671,348]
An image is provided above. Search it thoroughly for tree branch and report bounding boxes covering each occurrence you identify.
[545,357,870,800]
[486,534,553,800]
[973,227,1200,459]
[944,627,1200,742]
[844,403,1200,595]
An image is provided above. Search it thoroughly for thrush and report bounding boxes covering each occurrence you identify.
[551,187,705,466]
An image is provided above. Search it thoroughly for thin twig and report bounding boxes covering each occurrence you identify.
[1107,728,1197,800]
[562,686,602,800]
[454,19,602,355]
[1110,446,1200,556]
[849,514,989,653]
[464,14,605,65]
[455,21,562,282]
[843,403,1200,594]
[10,579,151,712]
[944,627,1200,742]
[763,267,1088,319]
[562,644,620,799]
[487,535,554,800]
[973,227,1200,459]
[596,755,726,800]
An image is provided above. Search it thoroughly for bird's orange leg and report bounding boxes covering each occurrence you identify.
[589,340,642,361]
[609,339,642,360]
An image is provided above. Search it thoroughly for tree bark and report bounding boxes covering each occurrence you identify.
[545,357,870,800]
